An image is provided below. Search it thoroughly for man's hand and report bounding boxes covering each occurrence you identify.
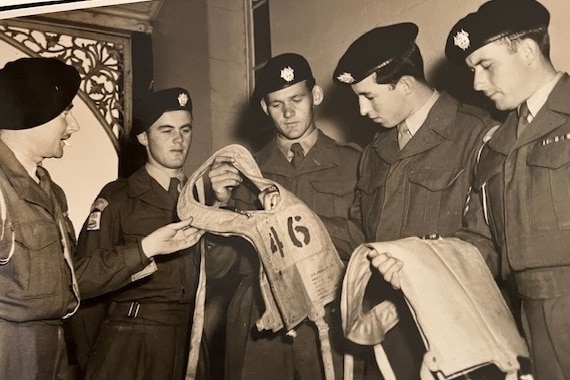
[208,156,243,206]
[259,186,280,210]
[141,218,204,258]
[367,249,404,289]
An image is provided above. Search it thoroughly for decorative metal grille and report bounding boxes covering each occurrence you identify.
[0,19,132,153]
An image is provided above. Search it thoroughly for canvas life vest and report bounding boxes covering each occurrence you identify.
[178,144,344,380]
[341,237,529,380]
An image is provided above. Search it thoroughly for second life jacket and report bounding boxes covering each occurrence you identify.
[341,237,529,380]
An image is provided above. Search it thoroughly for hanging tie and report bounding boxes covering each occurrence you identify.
[168,177,181,201]
[36,165,52,196]
[169,177,181,221]
[397,121,412,150]
[290,143,305,168]
[516,101,530,138]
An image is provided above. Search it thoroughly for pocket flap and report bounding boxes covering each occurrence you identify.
[408,168,465,191]
[311,179,355,196]
[13,221,59,251]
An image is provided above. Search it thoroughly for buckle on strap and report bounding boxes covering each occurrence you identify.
[127,301,141,319]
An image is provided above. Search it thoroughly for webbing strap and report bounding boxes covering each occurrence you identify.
[185,178,207,380]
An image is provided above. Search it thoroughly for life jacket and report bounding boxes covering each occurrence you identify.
[178,144,344,380]
[341,237,529,380]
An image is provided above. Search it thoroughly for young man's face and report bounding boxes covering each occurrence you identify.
[466,41,530,111]
[137,109,192,170]
[260,81,322,141]
[27,104,79,160]
[351,73,408,129]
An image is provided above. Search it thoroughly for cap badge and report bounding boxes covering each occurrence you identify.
[178,92,189,107]
[454,29,470,51]
[337,72,355,84]
[280,66,295,82]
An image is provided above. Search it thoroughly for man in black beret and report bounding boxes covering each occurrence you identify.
[333,23,498,379]
[0,57,82,379]
[443,0,570,378]
[70,87,206,379]
[207,53,362,380]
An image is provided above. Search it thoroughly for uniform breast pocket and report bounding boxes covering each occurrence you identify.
[356,176,384,229]
[310,179,357,218]
[406,168,465,232]
[527,142,570,230]
[11,220,61,298]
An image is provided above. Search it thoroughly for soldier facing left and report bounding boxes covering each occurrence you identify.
[0,57,82,379]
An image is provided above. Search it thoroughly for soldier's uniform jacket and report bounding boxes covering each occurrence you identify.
[353,92,495,243]
[74,166,198,302]
[0,140,77,322]
[458,74,570,278]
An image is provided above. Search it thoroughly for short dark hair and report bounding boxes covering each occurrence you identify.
[499,26,550,59]
[374,43,426,86]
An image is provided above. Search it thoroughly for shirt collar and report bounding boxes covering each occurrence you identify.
[145,163,185,191]
[276,127,319,161]
[403,89,440,136]
[523,71,563,122]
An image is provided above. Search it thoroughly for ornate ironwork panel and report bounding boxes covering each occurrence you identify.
[0,19,132,153]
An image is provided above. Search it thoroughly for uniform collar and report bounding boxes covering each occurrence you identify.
[144,162,185,191]
[522,71,563,123]
[404,89,440,136]
[276,126,319,161]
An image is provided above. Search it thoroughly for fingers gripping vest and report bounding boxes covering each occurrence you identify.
[178,144,344,379]
[342,237,529,380]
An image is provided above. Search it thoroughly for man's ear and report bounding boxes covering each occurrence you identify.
[519,38,538,65]
[312,85,324,106]
[396,76,414,95]
[260,98,269,116]
[136,131,149,147]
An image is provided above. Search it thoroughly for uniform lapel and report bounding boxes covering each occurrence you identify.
[0,140,53,214]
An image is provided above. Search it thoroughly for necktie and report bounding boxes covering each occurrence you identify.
[290,143,305,168]
[36,165,51,196]
[168,177,181,201]
[516,102,530,138]
[398,122,412,150]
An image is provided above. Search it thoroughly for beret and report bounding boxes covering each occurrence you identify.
[254,53,314,99]
[0,57,80,130]
[445,0,550,64]
[333,23,418,85]
[134,87,193,135]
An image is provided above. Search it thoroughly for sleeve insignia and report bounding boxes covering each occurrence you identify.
[86,211,102,231]
[90,197,109,212]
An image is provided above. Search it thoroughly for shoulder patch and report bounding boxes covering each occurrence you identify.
[86,211,102,231]
[90,198,109,213]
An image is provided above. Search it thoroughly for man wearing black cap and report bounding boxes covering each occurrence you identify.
[71,88,205,379]
[443,0,570,378]
[0,57,81,379]
[333,23,497,379]
[208,53,361,380]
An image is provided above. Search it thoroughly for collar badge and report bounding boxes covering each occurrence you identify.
[337,72,355,84]
[454,29,470,51]
[178,92,189,107]
[280,66,295,82]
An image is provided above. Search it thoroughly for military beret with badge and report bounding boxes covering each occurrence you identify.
[253,53,315,101]
[333,22,418,86]
[445,0,550,64]
[0,57,80,130]
[134,87,193,136]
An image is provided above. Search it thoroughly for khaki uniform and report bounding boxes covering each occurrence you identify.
[353,93,495,379]
[458,74,570,379]
[71,167,201,380]
[0,140,78,379]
